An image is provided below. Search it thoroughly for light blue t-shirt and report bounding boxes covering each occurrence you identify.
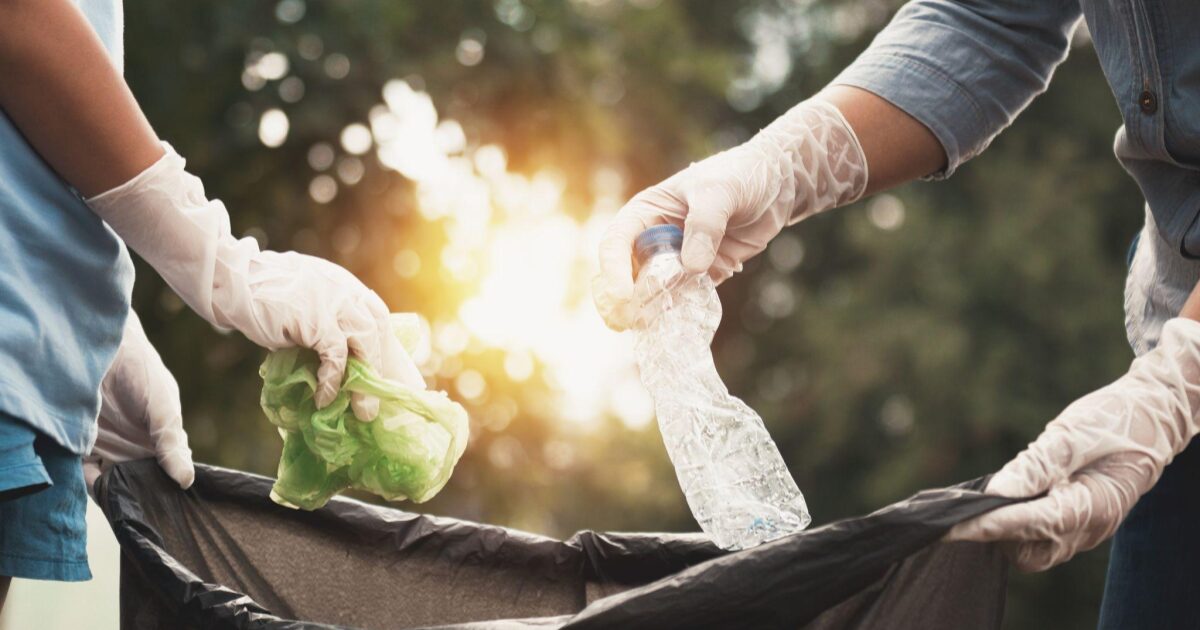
[0,0,134,454]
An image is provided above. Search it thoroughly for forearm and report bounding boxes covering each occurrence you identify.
[828,1,1080,185]
[1181,280,1200,322]
[815,85,946,196]
[0,0,163,197]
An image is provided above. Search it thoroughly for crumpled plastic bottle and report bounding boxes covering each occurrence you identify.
[632,225,810,550]
[259,314,469,510]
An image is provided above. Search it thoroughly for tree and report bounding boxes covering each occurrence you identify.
[125,2,1139,626]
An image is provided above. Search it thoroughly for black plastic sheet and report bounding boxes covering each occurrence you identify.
[96,460,1016,629]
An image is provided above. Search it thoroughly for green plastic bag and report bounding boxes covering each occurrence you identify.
[259,314,469,510]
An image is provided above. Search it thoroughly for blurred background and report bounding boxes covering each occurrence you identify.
[2,1,1146,628]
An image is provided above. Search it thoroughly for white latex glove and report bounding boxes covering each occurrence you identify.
[85,310,194,491]
[946,318,1200,571]
[594,98,868,330]
[86,143,424,420]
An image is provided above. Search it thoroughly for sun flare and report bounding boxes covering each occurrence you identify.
[363,80,653,430]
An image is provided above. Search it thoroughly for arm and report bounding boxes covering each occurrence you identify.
[947,279,1200,571]
[1181,280,1200,320]
[817,85,945,196]
[88,310,194,491]
[593,92,936,330]
[594,0,1083,330]
[832,0,1083,179]
[0,0,422,418]
[0,0,162,196]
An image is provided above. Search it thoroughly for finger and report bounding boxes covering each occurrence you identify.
[707,249,747,285]
[592,274,639,332]
[343,297,386,421]
[1010,540,1068,573]
[136,354,196,490]
[985,426,1077,499]
[948,476,1102,545]
[157,442,196,490]
[313,322,350,411]
[350,393,379,421]
[1006,473,1122,571]
[378,324,426,389]
[596,210,664,331]
[681,185,737,274]
[83,458,102,495]
[353,300,425,391]
[150,420,195,490]
[945,497,1059,544]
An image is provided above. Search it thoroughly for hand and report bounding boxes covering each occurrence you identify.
[593,99,868,330]
[236,249,426,419]
[86,144,424,420]
[85,310,194,491]
[946,318,1200,571]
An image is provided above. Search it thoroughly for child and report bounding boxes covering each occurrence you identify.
[0,0,422,600]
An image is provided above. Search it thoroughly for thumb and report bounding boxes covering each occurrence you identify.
[151,421,195,490]
[681,186,736,274]
[83,458,102,497]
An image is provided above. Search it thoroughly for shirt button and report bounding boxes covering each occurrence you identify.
[1139,90,1158,115]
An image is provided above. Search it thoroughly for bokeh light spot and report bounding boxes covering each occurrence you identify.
[307,142,335,171]
[867,194,906,231]
[456,369,488,401]
[392,249,421,278]
[456,36,485,66]
[336,156,365,185]
[278,76,305,103]
[340,123,373,155]
[308,175,337,203]
[254,52,290,80]
[324,53,351,79]
[257,108,289,147]
[767,233,805,273]
[503,350,535,382]
[297,34,324,60]
[275,0,306,23]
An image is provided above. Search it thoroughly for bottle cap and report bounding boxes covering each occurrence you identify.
[633,224,684,270]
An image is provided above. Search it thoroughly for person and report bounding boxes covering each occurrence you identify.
[0,0,424,606]
[594,1,1200,627]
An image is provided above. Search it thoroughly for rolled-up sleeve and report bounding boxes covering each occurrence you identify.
[831,0,1082,178]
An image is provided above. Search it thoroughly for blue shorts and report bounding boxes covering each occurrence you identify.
[0,413,90,581]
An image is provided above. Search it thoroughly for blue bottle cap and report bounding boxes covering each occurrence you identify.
[633,224,684,269]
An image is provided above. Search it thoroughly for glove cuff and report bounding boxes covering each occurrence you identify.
[753,99,869,226]
[86,142,260,331]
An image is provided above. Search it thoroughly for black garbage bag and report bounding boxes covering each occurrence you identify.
[96,460,1018,630]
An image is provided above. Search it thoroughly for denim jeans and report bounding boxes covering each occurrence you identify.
[1099,217,1200,627]
[1098,436,1200,628]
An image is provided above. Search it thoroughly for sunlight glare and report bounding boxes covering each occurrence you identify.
[372,81,651,430]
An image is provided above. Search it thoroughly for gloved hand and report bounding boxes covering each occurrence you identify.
[593,98,868,330]
[946,318,1200,571]
[86,143,424,420]
[85,310,194,491]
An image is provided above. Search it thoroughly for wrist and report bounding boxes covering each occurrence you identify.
[751,99,869,225]
[86,143,260,329]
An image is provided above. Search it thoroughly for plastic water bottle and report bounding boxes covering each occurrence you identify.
[632,224,810,550]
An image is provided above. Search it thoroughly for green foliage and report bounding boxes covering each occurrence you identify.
[124,2,1140,627]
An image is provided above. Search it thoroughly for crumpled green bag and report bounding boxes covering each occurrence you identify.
[259,314,469,510]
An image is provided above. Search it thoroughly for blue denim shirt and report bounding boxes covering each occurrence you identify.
[0,0,134,454]
[832,0,1200,353]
